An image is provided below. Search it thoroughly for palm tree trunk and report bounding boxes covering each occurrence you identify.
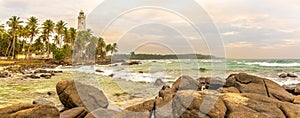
[12,36,16,59]
[26,36,33,59]
[5,39,12,57]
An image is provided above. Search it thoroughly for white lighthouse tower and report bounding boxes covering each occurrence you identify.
[77,10,86,31]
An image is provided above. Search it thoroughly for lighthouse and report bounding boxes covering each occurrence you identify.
[77,10,86,31]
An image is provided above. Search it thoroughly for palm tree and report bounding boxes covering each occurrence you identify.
[55,20,67,48]
[68,27,77,47]
[53,35,60,46]
[25,16,39,59]
[6,16,23,59]
[111,43,118,54]
[105,44,112,55]
[96,37,106,58]
[42,19,55,57]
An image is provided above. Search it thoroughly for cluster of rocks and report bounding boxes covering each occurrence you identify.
[118,73,300,118]
[279,72,298,78]
[1,73,300,117]
[0,71,11,78]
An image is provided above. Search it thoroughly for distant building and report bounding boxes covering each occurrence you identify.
[78,10,86,31]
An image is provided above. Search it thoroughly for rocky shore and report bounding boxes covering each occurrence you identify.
[0,72,300,117]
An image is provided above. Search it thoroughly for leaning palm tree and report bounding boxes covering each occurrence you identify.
[42,19,55,57]
[25,16,39,59]
[53,35,60,46]
[6,16,23,59]
[111,43,118,54]
[55,20,67,48]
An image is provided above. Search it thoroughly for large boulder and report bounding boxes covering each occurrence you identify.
[84,108,119,118]
[222,93,300,118]
[171,75,199,92]
[56,80,109,111]
[60,107,88,118]
[172,90,227,118]
[224,73,294,102]
[197,77,224,90]
[0,104,59,118]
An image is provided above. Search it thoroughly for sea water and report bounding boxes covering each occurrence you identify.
[56,59,300,86]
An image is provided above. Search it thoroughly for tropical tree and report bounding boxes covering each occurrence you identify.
[105,44,112,55]
[6,16,23,59]
[42,19,55,56]
[25,16,39,59]
[111,43,118,54]
[55,20,67,48]
[68,27,76,47]
[96,37,106,59]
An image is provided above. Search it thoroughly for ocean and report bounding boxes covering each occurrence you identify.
[60,59,300,86]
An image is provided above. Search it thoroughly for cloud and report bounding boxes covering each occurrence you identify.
[222,31,239,36]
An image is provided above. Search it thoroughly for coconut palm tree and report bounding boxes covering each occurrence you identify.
[96,37,106,58]
[6,16,23,59]
[105,44,112,55]
[68,27,77,47]
[111,43,118,54]
[55,20,67,48]
[53,35,60,46]
[25,16,39,59]
[42,19,55,57]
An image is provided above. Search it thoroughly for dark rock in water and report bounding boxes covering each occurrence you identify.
[121,61,141,65]
[60,107,88,118]
[288,72,298,78]
[32,99,55,106]
[53,70,63,73]
[85,108,120,118]
[138,71,144,73]
[154,78,165,86]
[40,73,52,79]
[279,73,288,78]
[56,80,109,111]
[0,71,11,78]
[24,74,40,79]
[172,75,199,92]
[108,74,114,77]
[224,73,294,102]
[96,69,104,73]
[279,72,298,78]
[0,104,59,117]
[34,69,49,73]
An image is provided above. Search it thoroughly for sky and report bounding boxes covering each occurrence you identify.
[1,0,300,59]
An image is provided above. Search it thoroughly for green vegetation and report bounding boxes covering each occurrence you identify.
[0,16,117,60]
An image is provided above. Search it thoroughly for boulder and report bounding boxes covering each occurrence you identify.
[32,99,55,106]
[96,70,104,73]
[56,80,109,111]
[172,90,227,118]
[158,85,174,99]
[154,78,165,87]
[24,74,40,79]
[85,108,119,118]
[293,95,300,104]
[197,77,211,90]
[294,84,300,95]
[219,87,240,93]
[40,73,52,79]
[222,93,300,118]
[0,71,11,78]
[171,75,199,92]
[283,84,297,94]
[279,73,288,78]
[288,72,298,78]
[0,104,59,118]
[60,107,88,118]
[224,73,294,102]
